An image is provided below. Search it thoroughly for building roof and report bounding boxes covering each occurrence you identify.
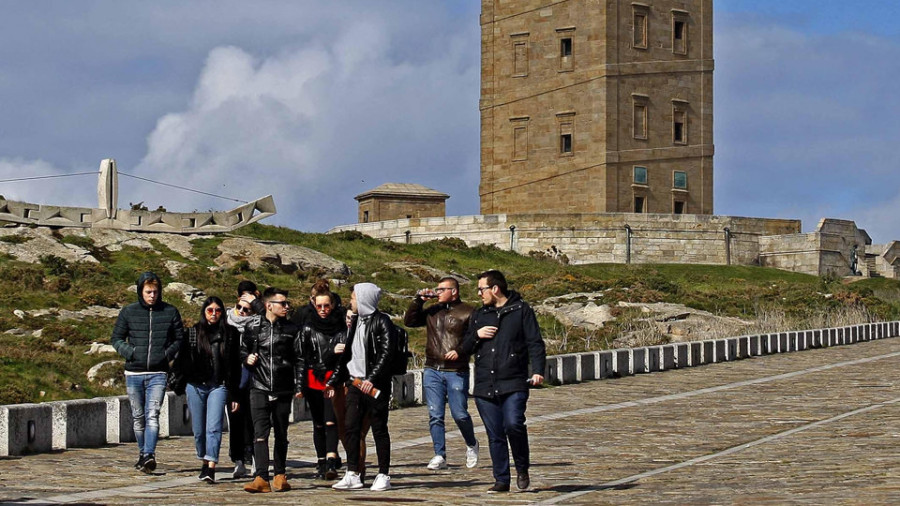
[354,183,450,201]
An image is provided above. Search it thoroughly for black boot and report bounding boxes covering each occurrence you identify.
[325,457,338,480]
[313,459,326,479]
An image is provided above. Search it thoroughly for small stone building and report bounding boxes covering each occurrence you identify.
[355,183,449,223]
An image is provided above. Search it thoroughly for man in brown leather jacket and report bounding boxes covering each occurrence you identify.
[404,277,480,471]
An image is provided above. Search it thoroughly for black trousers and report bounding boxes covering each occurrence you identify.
[227,387,254,463]
[249,389,292,479]
[304,387,338,459]
[344,384,391,475]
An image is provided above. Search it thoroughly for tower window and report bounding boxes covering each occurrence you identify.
[673,171,687,189]
[672,13,688,55]
[560,133,572,154]
[560,38,572,58]
[634,166,648,185]
[673,108,687,144]
[363,211,369,223]
[633,7,648,49]
[512,33,529,77]
[674,201,685,214]
[634,196,645,213]
[633,103,647,139]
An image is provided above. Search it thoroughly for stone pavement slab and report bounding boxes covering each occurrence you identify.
[1,338,898,505]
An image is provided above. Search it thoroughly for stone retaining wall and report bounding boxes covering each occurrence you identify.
[2,321,897,456]
[329,213,799,266]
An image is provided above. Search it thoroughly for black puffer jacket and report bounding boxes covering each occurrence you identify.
[328,311,394,391]
[239,315,303,397]
[462,291,546,399]
[110,272,184,373]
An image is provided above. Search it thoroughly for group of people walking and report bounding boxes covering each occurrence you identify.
[110,268,546,494]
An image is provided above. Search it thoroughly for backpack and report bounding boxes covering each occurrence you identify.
[390,322,412,375]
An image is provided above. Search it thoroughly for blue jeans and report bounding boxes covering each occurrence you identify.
[424,368,478,458]
[475,390,530,485]
[126,373,167,456]
[186,382,228,463]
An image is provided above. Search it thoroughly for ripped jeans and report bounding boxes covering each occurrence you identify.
[126,373,167,456]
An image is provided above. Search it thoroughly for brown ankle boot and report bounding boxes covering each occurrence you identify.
[243,476,272,493]
[273,474,291,492]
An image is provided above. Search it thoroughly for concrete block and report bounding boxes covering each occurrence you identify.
[662,345,676,370]
[598,351,613,379]
[676,343,689,368]
[546,356,562,385]
[759,334,771,354]
[715,340,727,362]
[779,333,788,352]
[105,395,134,444]
[796,332,807,351]
[690,342,702,366]
[703,341,714,363]
[614,349,632,377]
[851,326,859,343]
[51,399,107,450]
[391,373,418,407]
[412,370,425,404]
[560,354,579,384]
[632,348,648,374]
[647,347,661,372]
[864,324,872,341]
[813,330,822,348]
[165,392,192,437]
[749,335,760,356]
[580,352,598,381]
[0,403,53,457]
[738,337,750,359]
[788,332,797,352]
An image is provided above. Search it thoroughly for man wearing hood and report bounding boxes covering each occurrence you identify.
[327,282,395,492]
[111,272,185,473]
[462,270,546,493]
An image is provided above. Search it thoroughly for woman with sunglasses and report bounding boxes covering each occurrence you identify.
[297,281,347,480]
[180,296,242,484]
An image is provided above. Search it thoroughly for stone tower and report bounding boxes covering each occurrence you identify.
[479,0,713,215]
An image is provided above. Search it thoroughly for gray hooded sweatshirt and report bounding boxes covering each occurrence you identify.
[348,283,382,378]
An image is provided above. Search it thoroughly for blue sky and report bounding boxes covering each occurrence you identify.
[1,1,899,243]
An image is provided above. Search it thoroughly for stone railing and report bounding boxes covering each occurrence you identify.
[2,321,897,456]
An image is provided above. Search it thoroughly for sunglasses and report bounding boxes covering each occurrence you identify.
[269,300,290,307]
[205,307,223,314]
[434,287,452,293]
[236,305,252,314]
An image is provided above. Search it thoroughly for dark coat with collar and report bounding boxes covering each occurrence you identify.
[461,291,546,399]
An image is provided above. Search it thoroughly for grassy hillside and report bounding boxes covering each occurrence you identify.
[1,223,899,405]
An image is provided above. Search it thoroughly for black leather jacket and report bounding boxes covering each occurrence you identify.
[298,324,345,391]
[329,311,394,391]
[239,315,303,396]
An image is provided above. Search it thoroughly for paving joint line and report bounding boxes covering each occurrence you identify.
[17,347,900,504]
[538,396,900,505]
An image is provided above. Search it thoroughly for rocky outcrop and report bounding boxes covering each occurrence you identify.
[164,282,206,305]
[385,262,470,285]
[86,360,123,387]
[215,238,350,276]
[0,228,97,264]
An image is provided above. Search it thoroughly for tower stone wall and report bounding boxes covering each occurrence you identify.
[480,0,714,215]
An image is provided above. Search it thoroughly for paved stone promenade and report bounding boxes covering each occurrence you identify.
[1,338,898,505]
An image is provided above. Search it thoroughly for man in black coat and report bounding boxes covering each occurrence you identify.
[462,270,546,493]
[110,271,184,473]
[239,287,303,494]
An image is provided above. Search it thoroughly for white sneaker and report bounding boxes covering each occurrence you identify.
[466,442,480,468]
[427,455,447,470]
[232,460,247,479]
[332,471,364,490]
[370,473,391,491]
